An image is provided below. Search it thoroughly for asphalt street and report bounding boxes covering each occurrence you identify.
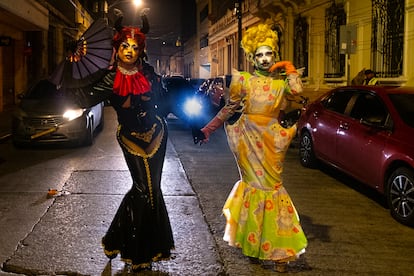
[167,116,414,276]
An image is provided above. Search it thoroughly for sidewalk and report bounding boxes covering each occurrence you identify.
[0,107,223,275]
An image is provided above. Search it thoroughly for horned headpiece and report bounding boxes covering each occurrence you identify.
[112,8,149,54]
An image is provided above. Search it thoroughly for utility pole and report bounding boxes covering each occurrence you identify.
[340,24,357,85]
[236,0,243,71]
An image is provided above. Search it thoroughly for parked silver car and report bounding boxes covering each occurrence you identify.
[12,79,104,147]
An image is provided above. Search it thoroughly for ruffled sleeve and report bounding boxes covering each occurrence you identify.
[216,69,248,122]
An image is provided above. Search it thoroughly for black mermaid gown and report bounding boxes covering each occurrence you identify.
[102,92,174,271]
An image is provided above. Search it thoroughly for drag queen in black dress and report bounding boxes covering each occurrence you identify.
[99,12,174,272]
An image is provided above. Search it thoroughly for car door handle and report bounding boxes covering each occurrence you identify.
[339,122,349,130]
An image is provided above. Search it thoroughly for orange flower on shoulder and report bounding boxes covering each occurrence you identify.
[293,227,300,233]
[264,200,274,210]
[244,201,250,208]
[280,129,287,137]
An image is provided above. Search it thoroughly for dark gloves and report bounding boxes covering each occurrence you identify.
[192,128,206,144]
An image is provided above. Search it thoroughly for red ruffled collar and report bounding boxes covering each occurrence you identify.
[113,66,151,96]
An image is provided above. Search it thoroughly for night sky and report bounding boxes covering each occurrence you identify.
[110,0,196,61]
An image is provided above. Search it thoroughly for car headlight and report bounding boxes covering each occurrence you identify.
[63,108,84,121]
[184,98,203,116]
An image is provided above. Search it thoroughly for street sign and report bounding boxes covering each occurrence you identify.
[340,25,357,54]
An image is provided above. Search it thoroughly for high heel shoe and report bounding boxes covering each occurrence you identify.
[103,249,118,260]
[248,256,261,264]
[132,263,152,272]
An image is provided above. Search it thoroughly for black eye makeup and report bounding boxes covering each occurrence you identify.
[120,42,138,51]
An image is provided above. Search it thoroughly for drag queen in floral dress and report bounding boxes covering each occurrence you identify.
[99,11,174,272]
[197,23,307,272]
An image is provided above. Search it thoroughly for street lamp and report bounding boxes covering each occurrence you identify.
[132,0,142,7]
[107,0,142,10]
[102,0,142,17]
[101,0,143,24]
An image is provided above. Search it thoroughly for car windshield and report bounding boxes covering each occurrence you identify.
[389,94,414,128]
[25,80,66,100]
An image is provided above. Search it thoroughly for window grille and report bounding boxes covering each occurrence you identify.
[273,25,283,62]
[371,0,404,77]
[324,3,346,78]
[294,16,309,77]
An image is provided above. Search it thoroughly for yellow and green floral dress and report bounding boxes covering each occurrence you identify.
[217,70,307,261]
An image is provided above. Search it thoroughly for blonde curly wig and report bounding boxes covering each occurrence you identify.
[241,23,279,63]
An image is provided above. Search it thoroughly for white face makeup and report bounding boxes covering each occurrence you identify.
[254,45,275,71]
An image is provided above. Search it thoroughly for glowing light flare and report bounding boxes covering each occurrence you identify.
[184,98,202,116]
[133,0,142,7]
[63,108,84,121]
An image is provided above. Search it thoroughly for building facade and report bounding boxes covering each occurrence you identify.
[2,0,414,113]
[192,0,414,91]
[0,1,48,112]
[0,0,99,112]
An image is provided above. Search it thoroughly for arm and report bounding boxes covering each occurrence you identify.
[199,70,245,143]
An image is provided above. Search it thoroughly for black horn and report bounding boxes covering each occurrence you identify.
[113,8,124,33]
[140,8,150,34]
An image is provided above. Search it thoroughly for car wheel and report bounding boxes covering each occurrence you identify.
[299,131,318,168]
[387,167,414,226]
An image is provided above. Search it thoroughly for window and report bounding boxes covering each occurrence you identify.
[200,34,208,48]
[294,16,309,77]
[322,90,353,114]
[371,0,404,77]
[350,92,388,125]
[389,94,414,127]
[324,3,346,78]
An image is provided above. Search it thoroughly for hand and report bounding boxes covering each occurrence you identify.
[192,128,206,145]
[268,61,297,75]
[194,116,223,145]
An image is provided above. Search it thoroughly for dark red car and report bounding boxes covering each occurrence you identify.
[297,86,414,226]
